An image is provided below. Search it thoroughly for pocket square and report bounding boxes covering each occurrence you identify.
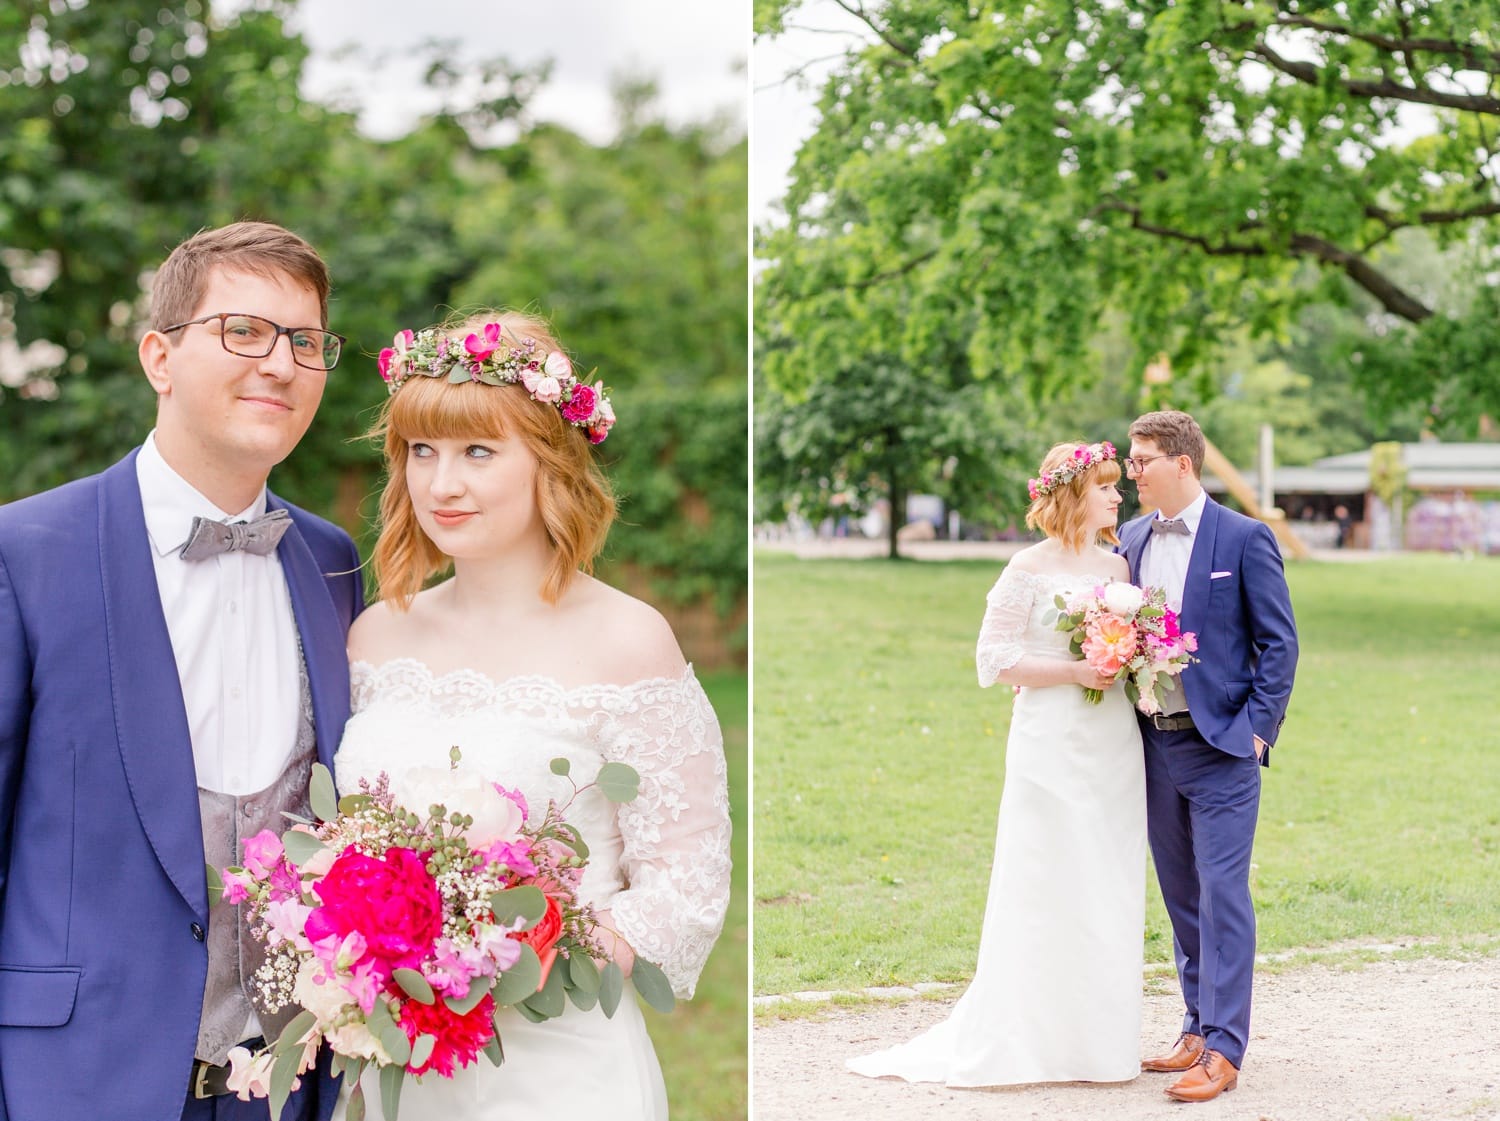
[1210,570,1233,579]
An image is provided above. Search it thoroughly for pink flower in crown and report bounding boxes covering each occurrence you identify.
[377,329,415,382]
[561,383,597,423]
[1101,440,1116,456]
[241,830,284,879]
[520,365,543,392]
[588,425,608,445]
[1074,446,1088,461]
[533,376,562,404]
[543,349,572,381]
[1027,479,1040,500]
[465,322,503,361]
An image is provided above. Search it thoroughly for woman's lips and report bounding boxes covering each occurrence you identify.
[431,510,477,526]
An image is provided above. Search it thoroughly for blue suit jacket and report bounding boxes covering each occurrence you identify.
[1119,496,1298,765]
[0,449,363,1121]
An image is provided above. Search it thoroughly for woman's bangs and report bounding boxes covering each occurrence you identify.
[389,377,517,442]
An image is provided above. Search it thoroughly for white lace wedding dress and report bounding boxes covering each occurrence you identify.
[848,566,1146,1086]
[331,659,732,1121]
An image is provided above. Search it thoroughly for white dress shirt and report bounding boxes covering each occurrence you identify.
[1139,488,1207,716]
[136,432,301,795]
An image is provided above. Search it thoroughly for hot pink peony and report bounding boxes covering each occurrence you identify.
[306,848,443,981]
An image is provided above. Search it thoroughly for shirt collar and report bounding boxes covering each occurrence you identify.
[1154,488,1207,536]
[136,431,267,559]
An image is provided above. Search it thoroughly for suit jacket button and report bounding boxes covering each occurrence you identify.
[191,922,206,942]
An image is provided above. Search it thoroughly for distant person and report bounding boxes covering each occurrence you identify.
[1334,504,1353,549]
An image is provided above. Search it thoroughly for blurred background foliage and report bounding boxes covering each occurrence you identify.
[0,0,747,664]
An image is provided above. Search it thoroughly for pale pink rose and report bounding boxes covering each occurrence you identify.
[533,376,563,403]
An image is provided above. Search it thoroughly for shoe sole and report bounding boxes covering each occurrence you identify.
[1164,1078,1237,1102]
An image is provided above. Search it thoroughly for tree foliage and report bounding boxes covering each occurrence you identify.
[757,0,1500,427]
[0,0,746,639]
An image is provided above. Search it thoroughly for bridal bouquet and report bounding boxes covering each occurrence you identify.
[208,752,676,1121]
[1045,582,1198,711]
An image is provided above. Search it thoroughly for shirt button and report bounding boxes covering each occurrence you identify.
[191,922,205,941]
[242,802,256,818]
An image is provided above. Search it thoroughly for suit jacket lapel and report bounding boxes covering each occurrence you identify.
[98,451,206,917]
[268,496,350,773]
[1182,495,1220,632]
[1124,519,1149,584]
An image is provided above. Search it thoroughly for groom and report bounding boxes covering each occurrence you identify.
[0,222,362,1120]
[1118,410,1298,1103]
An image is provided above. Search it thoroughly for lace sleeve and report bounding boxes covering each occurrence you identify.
[576,670,731,999]
[976,566,1036,687]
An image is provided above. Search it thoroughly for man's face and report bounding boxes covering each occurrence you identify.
[1127,437,1193,515]
[142,268,327,494]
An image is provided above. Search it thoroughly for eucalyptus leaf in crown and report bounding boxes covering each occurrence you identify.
[378,323,617,444]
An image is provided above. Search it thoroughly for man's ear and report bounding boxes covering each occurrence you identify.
[139,330,173,396]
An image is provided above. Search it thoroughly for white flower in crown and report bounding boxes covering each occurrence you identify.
[381,321,616,443]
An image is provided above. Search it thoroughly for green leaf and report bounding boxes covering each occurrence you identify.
[409,1033,436,1070]
[205,862,224,906]
[630,957,676,1014]
[549,757,571,776]
[346,1081,366,1121]
[337,793,374,815]
[268,1051,300,1121]
[489,885,547,929]
[482,1033,504,1068]
[598,961,624,1018]
[273,1009,316,1053]
[566,952,601,994]
[447,366,470,384]
[282,830,328,870]
[393,968,435,1005]
[595,761,640,803]
[367,998,411,1066]
[513,1000,547,1023]
[309,762,338,822]
[492,944,542,1005]
[444,977,492,1016]
[566,982,599,1012]
[523,957,566,1018]
[379,1062,405,1121]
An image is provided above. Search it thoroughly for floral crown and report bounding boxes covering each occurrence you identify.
[1027,441,1117,500]
[378,321,616,444]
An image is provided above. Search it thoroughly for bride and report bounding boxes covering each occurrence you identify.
[333,310,731,1119]
[847,441,1145,1087]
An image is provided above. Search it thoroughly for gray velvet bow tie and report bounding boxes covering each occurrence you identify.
[1151,517,1191,537]
[179,508,291,561]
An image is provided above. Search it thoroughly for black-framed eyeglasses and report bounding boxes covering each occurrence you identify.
[161,313,345,371]
[1124,454,1178,474]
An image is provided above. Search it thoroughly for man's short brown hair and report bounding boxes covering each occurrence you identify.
[1128,410,1206,477]
[150,221,330,331]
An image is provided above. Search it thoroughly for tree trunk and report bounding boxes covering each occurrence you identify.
[887,470,905,560]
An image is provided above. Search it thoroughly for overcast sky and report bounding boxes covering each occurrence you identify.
[236,0,748,143]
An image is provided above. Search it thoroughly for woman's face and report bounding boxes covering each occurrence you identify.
[1082,475,1123,534]
[404,432,545,559]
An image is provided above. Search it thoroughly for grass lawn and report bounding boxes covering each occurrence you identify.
[645,669,746,1119]
[752,551,1500,995]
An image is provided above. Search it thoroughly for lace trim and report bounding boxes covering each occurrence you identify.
[975,567,1118,687]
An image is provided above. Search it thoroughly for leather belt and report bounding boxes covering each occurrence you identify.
[1148,711,1195,732]
[191,1038,264,1099]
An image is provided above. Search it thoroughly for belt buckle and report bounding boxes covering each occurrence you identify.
[192,1059,215,1100]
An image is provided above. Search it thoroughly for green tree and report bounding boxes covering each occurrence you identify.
[757,0,1500,424]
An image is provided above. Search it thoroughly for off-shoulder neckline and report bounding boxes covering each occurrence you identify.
[350,656,700,699]
[999,567,1120,585]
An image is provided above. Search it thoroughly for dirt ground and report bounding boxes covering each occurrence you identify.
[752,956,1500,1121]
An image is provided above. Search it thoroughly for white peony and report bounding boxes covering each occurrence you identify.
[389,766,525,848]
[326,1020,392,1065]
[1102,581,1146,617]
[292,958,352,1023]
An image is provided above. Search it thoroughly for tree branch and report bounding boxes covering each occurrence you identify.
[848,248,938,289]
[1270,13,1500,74]
[829,0,918,60]
[1251,39,1500,115]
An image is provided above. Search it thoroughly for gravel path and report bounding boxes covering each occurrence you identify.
[753,956,1500,1121]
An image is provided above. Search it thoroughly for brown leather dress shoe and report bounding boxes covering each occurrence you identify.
[1164,1049,1238,1102]
[1141,1032,1205,1073]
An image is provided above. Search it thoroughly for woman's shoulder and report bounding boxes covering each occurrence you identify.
[1093,546,1130,577]
[560,576,688,684]
[1003,541,1051,573]
[348,585,446,663]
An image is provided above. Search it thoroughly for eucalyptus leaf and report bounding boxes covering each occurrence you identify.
[483,1034,505,1068]
[549,757,571,776]
[409,1033,436,1070]
[346,1083,366,1121]
[446,366,470,384]
[566,983,599,1012]
[204,862,223,906]
[567,952,601,994]
[444,977,492,1016]
[379,1063,405,1121]
[273,1009,316,1053]
[513,1000,547,1023]
[598,961,624,1018]
[337,793,374,815]
[489,884,546,928]
[379,1020,412,1067]
[594,761,640,803]
[308,762,338,822]
[268,1050,300,1121]
[492,944,542,1005]
[629,957,676,1014]
[393,968,435,1005]
[280,811,314,825]
[282,830,328,870]
[523,958,566,1018]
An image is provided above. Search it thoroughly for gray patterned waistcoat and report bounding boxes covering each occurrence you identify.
[195,649,317,1064]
